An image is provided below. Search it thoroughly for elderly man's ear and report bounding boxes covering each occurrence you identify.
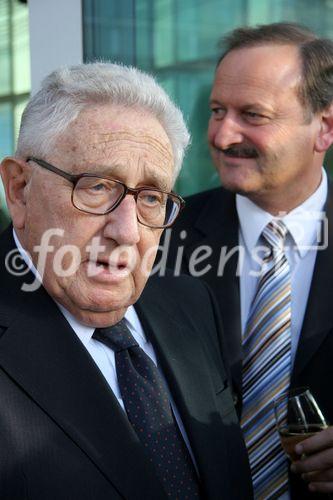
[314,105,333,153]
[0,157,31,230]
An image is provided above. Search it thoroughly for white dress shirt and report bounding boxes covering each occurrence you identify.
[236,168,328,499]
[13,229,197,469]
[57,303,158,412]
[236,168,327,364]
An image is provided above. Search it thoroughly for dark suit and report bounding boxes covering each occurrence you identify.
[0,226,252,500]
[165,185,333,499]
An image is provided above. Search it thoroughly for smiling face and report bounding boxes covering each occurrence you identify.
[208,44,326,213]
[17,105,174,326]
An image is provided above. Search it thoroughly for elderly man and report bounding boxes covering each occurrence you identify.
[166,23,333,499]
[0,63,252,499]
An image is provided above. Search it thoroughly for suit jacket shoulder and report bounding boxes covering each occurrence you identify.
[163,188,242,395]
[166,187,236,251]
[139,273,228,379]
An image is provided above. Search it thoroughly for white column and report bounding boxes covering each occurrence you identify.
[28,0,83,94]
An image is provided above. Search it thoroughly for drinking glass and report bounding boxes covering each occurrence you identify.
[274,388,328,461]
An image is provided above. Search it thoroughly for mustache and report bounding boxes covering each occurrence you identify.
[221,145,259,158]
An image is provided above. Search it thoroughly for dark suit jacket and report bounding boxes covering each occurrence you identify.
[166,185,333,499]
[0,226,252,500]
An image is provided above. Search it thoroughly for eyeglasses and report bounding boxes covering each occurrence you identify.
[27,157,185,229]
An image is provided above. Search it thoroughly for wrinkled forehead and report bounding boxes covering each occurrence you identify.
[52,104,174,184]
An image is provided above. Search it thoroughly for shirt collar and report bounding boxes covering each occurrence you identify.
[236,167,328,258]
[58,304,146,348]
[13,229,43,281]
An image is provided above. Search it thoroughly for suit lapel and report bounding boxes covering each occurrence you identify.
[0,230,165,499]
[184,189,243,394]
[292,183,333,380]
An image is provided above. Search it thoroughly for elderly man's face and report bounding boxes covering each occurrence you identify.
[208,44,327,213]
[20,105,174,326]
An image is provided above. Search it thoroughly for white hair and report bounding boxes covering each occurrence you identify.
[16,62,190,179]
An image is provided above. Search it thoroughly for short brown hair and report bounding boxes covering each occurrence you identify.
[217,22,333,114]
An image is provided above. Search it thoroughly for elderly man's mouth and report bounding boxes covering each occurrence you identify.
[85,259,132,281]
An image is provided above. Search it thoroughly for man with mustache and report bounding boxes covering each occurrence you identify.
[166,22,333,499]
[0,62,252,499]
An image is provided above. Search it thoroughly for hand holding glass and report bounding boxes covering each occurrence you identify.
[274,388,328,461]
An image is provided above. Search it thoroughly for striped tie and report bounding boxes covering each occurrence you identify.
[241,219,291,499]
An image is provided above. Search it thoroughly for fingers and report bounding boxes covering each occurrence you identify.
[290,428,333,494]
[291,448,333,474]
[307,481,333,494]
[295,426,333,456]
[292,456,333,493]
[302,469,333,483]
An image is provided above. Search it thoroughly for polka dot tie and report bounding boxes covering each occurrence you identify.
[93,319,201,499]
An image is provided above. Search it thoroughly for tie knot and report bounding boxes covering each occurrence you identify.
[262,219,288,250]
[93,319,138,353]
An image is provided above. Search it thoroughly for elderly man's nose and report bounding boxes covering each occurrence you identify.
[103,196,140,245]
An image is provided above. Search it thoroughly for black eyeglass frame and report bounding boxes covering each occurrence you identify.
[27,157,185,228]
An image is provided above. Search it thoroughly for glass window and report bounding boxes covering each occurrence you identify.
[0,0,11,96]
[0,103,12,224]
[0,0,30,226]
[83,0,333,196]
[12,0,30,95]
[0,102,13,156]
